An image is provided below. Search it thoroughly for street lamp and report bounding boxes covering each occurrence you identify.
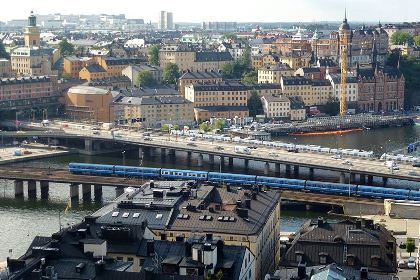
[122,150,126,166]
[219,156,222,173]
[348,167,352,197]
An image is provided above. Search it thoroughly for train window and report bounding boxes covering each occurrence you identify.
[133,213,140,218]
[122,213,129,218]
[112,212,119,217]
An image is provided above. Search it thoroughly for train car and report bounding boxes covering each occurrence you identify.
[69,163,114,175]
[408,190,420,201]
[256,176,305,190]
[305,181,357,195]
[208,172,256,185]
[114,166,161,178]
[357,185,410,200]
[160,168,208,181]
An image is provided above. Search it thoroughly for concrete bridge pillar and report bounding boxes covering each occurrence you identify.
[161,148,166,155]
[275,163,281,176]
[209,154,215,165]
[94,184,103,201]
[14,180,24,198]
[264,162,270,176]
[340,172,346,184]
[244,159,249,169]
[197,154,204,167]
[367,175,374,185]
[82,184,91,201]
[382,177,388,186]
[84,139,92,152]
[285,165,291,177]
[70,183,79,200]
[115,186,125,198]
[27,180,37,199]
[168,149,176,156]
[229,157,234,167]
[92,141,100,151]
[138,147,144,159]
[40,181,49,200]
[306,204,312,211]
[309,168,315,180]
[350,173,356,184]
[293,166,299,178]
[360,174,366,184]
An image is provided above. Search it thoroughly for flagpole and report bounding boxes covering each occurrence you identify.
[59,210,62,232]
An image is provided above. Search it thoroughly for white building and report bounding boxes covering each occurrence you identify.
[158,11,174,30]
[218,42,246,61]
[326,73,359,103]
[261,94,291,119]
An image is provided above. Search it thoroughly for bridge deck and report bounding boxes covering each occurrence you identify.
[281,190,383,205]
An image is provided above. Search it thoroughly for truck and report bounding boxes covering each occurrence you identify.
[234,146,251,155]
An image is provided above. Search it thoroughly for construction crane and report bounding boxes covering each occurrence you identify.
[340,29,349,116]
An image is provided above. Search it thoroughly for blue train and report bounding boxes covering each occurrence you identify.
[68,163,420,202]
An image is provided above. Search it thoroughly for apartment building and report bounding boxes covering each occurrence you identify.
[79,57,145,81]
[178,69,223,97]
[261,94,291,119]
[311,79,333,105]
[0,59,12,78]
[257,64,294,84]
[121,64,162,86]
[63,56,93,79]
[326,73,359,103]
[185,81,249,122]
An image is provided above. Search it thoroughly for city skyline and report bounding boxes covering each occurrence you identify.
[1,0,419,23]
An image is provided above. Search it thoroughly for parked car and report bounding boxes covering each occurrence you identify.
[407,257,416,269]
[398,259,407,269]
[215,146,224,151]
[187,142,197,146]
[143,137,152,141]
[341,160,353,166]
[331,154,342,159]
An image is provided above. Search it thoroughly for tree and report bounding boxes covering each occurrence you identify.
[324,98,340,116]
[199,122,211,132]
[161,124,171,133]
[241,70,258,84]
[58,39,75,56]
[0,41,10,59]
[406,237,415,256]
[148,44,161,65]
[211,119,225,131]
[247,91,263,117]
[136,70,156,87]
[239,45,251,68]
[221,33,237,41]
[162,63,180,84]
[391,31,414,45]
[60,72,72,80]
[414,35,420,46]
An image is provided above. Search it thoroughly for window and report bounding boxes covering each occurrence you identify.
[127,257,134,262]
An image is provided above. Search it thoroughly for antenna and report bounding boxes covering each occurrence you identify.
[344,0,347,20]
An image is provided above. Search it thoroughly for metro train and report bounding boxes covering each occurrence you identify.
[68,163,420,201]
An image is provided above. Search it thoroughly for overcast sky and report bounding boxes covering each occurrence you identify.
[1,0,419,23]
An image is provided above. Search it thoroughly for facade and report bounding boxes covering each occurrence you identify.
[121,64,162,86]
[311,79,333,105]
[202,22,237,32]
[178,69,223,97]
[289,96,306,121]
[279,53,311,70]
[0,59,12,78]
[79,57,145,81]
[86,76,132,90]
[185,82,249,122]
[357,66,405,112]
[63,56,93,79]
[257,64,294,84]
[0,75,59,115]
[158,11,174,30]
[217,43,246,61]
[294,67,322,80]
[10,12,59,77]
[159,45,233,71]
[281,218,397,274]
[113,95,194,128]
[261,94,290,119]
[65,86,114,122]
[326,73,359,103]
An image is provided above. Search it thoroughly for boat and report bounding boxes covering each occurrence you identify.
[289,128,363,136]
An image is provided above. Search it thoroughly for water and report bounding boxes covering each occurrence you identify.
[1,125,420,260]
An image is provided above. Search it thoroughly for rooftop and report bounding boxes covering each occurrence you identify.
[195,51,233,62]
[179,69,223,80]
[68,86,110,95]
[191,81,249,91]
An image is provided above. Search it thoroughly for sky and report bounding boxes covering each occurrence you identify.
[0,0,419,23]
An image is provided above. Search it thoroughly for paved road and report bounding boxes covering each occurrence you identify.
[4,121,420,183]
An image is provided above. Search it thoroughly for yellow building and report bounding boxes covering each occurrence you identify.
[63,56,93,79]
[159,45,233,71]
[24,12,40,48]
[261,94,291,119]
[178,69,223,97]
[281,76,332,107]
[258,63,294,84]
[289,96,306,121]
[279,53,311,70]
[65,86,114,122]
[311,79,333,105]
[79,57,145,81]
[185,81,249,122]
[251,55,264,69]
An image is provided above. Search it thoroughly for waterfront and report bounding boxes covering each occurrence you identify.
[0,125,420,260]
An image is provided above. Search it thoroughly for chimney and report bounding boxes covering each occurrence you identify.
[360,267,368,280]
[297,262,306,279]
[176,234,185,242]
[149,180,155,188]
[185,241,192,257]
[146,240,155,256]
[244,199,251,209]
[95,260,105,275]
[236,200,242,208]
[317,217,324,227]
[206,233,213,241]
[356,219,362,229]
[237,208,248,219]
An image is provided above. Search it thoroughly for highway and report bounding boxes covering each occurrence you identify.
[3,121,420,183]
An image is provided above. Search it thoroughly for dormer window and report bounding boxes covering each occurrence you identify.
[371,255,380,267]
[319,252,328,265]
[347,254,356,266]
[295,251,304,263]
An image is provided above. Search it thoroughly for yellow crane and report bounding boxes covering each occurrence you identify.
[340,30,348,116]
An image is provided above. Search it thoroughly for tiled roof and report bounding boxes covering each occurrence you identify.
[179,69,223,80]
[195,51,233,62]
[84,64,106,73]
[191,81,249,91]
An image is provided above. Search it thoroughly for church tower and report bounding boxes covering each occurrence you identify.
[24,11,40,48]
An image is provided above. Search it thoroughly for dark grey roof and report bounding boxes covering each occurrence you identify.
[249,83,282,90]
[179,69,223,80]
[85,64,107,73]
[328,73,358,84]
[358,65,403,80]
[300,67,321,73]
[105,57,145,66]
[0,76,51,85]
[191,81,249,91]
[281,76,312,85]
[195,51,232,62]
[289,96,305,109]
[311,80,331,87]
[115,95,192,106]
[117,86,179,97]
[194,106,249,112]
[128,64,162,72]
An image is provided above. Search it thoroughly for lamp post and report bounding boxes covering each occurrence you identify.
[348,166,352,197]
[219,156,222,173]
[122,150,126,166]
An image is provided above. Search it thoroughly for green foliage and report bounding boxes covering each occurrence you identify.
[58,39,75,56]
[222,33,237,41]
[241,70,258,84]
[406,237,415,256]
[324,98,340,116]
[247,91,263,117]
[414,35,420,46]
[239,45,251,68]
[222,45,252,81]
[172,124,180,131]
[148,44,161,65]
[135,70,156,87]
[212,119,226,131]
[391,31,414,45]
[162,63,180,84]
[0,41,10,59]
[60,72,72,80]
[387,50,420,108]
[199,122,211,132]
[161,124,171,132]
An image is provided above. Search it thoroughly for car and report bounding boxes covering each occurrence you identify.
[268,152,278,157]
[215,146,224,151]
[187,142,197,146]
[143,132,150,136]
[248,145,258,149]
[143,137,152,141]
[287,148,299,153]
[93,131,100,135]
[16,131,26,134]
[407,257,416,269]
[331,154,342,159]
[398,259,407,269]
[341,160,353,166]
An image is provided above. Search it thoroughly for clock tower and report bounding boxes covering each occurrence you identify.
[24,11,40,48]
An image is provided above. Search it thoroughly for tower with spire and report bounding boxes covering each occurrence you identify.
[24,11,40,48]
